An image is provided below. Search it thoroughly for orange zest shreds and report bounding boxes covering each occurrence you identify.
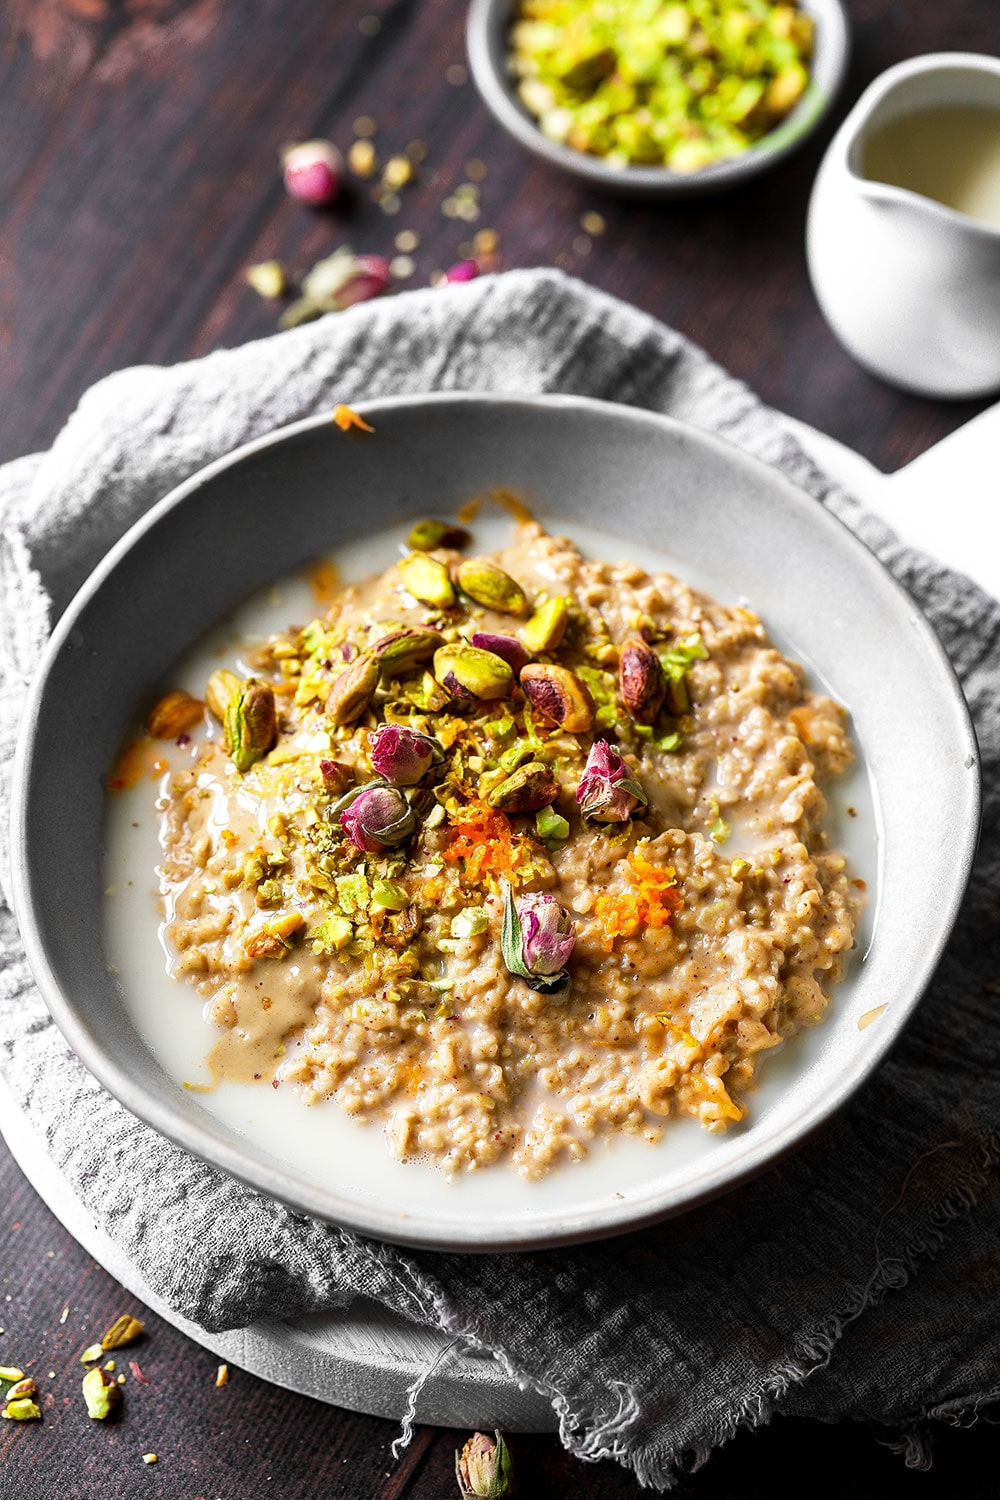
[220,829,239,848]
[105,738,149,791]
[491,487,535,525]
[305,557,340,606]
[332,404,374,433]
[687,1070,745,1122]
[151,756,170,776]
[592,851,681,951]
[443,801,534,886]
[655,1014,700,1052]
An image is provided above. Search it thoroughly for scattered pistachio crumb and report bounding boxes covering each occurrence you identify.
[245,261,287,301]
[348,139,378,178]
[0,1367,24,1382]
[80,1344,104,1364]
[389,255,415,280]
[82,1366,120,1420]
[104,1360,116,1372]
[216,1363,230,1388]
[581,210,606,235]
[394,229,419,252]
[143,1453,158,1465]
[465,158,487,180]
[102,1313,144,1350]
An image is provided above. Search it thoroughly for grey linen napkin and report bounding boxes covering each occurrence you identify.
[1,269,998,1489]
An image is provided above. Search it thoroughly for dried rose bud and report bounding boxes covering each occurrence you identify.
[501,883,574,994]
[339,783,415,852]
[576,739,647,822]
[470,632,530,677]
[369,724,444,786]
[443,259,480,284]
[456,1429,517,1498]
[281,138,344,205]
[280,249,393,327]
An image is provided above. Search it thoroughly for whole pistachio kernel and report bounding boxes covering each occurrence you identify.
[521,596,569,653]
[487,760,560,814]
[406,518,471,551]
[520,664,595,733]
[433,643,514,701]
[619,639,666,725]
[456,557,529,615]
[206,668,242,723]
[224,679,278,772]
[398,552,456,609]
[326,653,380,726]
[372,626,444,677]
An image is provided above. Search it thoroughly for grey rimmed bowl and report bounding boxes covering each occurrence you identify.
[11,394,979,1252]
[467,0,850,197]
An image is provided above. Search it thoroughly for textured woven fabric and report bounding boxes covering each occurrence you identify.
[1,270,997,1490]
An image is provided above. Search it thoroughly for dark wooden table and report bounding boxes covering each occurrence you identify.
[1,1,997,1494]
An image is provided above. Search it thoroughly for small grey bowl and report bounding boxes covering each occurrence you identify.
[467,0,850,198]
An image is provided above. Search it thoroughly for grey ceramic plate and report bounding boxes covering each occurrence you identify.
[467,0,850,198]
[11,394,980,1252]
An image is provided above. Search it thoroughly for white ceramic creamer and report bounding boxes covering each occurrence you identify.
[807,53,1000,399]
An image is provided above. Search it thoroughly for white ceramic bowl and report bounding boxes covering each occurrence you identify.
[467,0,851,198]
[12,394,979,1251]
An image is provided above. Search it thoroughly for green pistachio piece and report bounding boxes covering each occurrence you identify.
[372,627,445,677]
[398,552,456,609]
[326,653,380,726]
[206,668,242,723]
[520,664,595,733]
[486,760,560,814]
[2,1397,41,1421]
[433,644,514,702]
[521,596,569,653]
[456,558,529,615]
[82,1366,120,1421]
[224,678,278,772]
[406,519,471,551]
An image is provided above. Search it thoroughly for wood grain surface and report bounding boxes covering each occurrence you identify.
[2,0,998,1494]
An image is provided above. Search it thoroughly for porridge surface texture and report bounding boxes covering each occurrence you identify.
[155,521,860,1178]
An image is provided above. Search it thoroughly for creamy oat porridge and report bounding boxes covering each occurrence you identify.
[109,513,862,1180]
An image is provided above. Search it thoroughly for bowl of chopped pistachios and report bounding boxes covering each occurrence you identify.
[467,0,850,196]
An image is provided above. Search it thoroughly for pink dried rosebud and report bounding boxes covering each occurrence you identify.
[443,259,480,284]
[576,739,647,823]
[282,139,344,206]
[501,883,574,994]
[470,632,530,677]
[456,1428,516,1498]
[339,782,415,852]
[369,724,444,786]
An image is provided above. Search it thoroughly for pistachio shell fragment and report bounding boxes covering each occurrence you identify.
[206,669,242,723]
[398,552,456,609]
[487,760,560,814]
[372,627,444,677]
[224,679,278,772]
[147,689,205,740]
[520,664,595,733]
[619,639,667,725]
[326,653,379,725]
[433,644,514,701]
[456,558,529,615]
[521,596,569,653]
[406,519,471,551]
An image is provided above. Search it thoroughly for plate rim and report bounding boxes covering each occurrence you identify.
[10,391,982,1252]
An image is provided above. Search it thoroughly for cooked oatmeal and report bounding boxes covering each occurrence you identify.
[150,518,861,1178]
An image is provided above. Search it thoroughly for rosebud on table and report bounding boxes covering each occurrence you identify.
[455,1429,517,1498]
